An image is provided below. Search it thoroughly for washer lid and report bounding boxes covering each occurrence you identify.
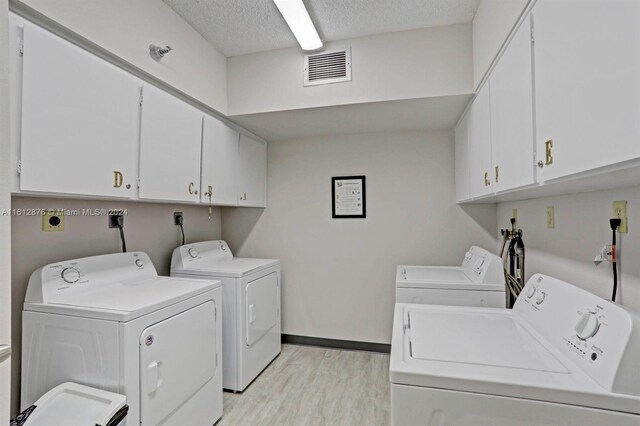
[396,266,504,291]
[408,310,566,373]
[390,304,640,415]
[24,276,220,322]
[23,382,126,426]
[172,258,280,278]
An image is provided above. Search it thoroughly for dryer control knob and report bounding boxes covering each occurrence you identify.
[526,286,537,298]
[535,292,546,305]
[188,248,199,258]
[135,259,144,268]
[61,267,80,283]
[575,312,600,340]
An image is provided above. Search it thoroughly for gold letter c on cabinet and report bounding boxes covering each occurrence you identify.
[188,182,194,195]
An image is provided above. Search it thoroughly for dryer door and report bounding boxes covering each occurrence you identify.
[139,301,216,425]
[246,273,279,346]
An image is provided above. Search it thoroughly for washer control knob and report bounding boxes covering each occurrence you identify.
[535,291,546,305]
[526,286,537,298]
[188,248,199,258]
[61,267,80,283]
[575,312,600,340]
[135,259,144,268]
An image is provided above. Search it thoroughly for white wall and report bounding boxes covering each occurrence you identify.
[497,186,640,310]
[0,0,12,422]
[227,24,473,115]
[472,0,530,89]
[9,197,222,415]
[222,130,497,344]
[14,0,228,113]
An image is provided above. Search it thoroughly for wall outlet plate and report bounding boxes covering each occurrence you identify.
[612,200,628,233]
[547,206,555,229]
[174,212,184,226]
[42,210,64,232]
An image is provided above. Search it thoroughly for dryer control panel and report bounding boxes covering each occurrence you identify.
[171,240,233,270]
[515,274,639,395]
[460,246,504,284]
[25,252,156,304]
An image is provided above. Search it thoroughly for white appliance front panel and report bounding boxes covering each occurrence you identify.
[245,273,279,346]
[402,266,471,283]
[139,301,216,426]
[20,312,119,409]
[396,287,505,308]
[391,384,640,426]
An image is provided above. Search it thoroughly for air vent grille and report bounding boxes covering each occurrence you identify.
[304,48,352,87]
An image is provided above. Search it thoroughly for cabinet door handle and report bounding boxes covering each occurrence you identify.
[495,166,499,183]
[484,172,490,187]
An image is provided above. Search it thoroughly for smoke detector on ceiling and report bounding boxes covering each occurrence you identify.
[304,48,352,87]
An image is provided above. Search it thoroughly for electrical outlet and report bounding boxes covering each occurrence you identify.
[547,206,555,229]
[174,212,184,226]
[612,200,628,233]
[42,210,64,232]
[108,214,124,228]
[512,209,518,221]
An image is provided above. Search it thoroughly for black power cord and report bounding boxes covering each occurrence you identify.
[174,213,185,245]
[110,215,127,253]
[610,218,621,302]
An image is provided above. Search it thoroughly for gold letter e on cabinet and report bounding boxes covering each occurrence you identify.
[113,171,123,188]
[545,140,554,165]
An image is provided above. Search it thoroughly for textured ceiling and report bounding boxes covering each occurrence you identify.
[163,0,479,57]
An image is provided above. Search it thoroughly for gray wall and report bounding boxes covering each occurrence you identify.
[10,196,221,415]
[222,130,497,344]
[0,0,12,421]
[497,186,640,310]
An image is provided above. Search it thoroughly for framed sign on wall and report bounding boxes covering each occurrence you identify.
[332,175,366,219]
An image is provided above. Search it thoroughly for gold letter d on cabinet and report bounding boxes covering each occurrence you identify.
[113,171,123,188]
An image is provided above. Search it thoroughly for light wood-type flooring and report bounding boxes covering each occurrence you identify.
[219,344,390,425]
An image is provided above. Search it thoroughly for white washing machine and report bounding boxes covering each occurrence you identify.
[390,274,640,425]
[171,240,281,392]
[21,252,223,426]
[396,246,506,307]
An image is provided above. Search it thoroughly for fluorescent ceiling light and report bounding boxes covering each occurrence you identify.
[273,0,323,51]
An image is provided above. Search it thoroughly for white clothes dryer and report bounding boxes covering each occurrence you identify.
[21,252,223,426]
[171,240,281,392]
[390,274,640,425]
[396,246,506,307]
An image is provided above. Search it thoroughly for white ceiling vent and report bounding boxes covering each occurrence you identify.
[304,48,352,87]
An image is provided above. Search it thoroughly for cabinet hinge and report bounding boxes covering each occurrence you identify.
[136,177,140,189]
[214,307,217,321]
[19,38,24,56]
[17,160,21,175]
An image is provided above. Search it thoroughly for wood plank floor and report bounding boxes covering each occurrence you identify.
[219,344,390,426]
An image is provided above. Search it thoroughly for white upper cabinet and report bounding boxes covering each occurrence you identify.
[489,16,535,193]
[533,0,640,182]
[19,22,140,198]
[201,115,239,206]
[237,134,267,207]
[139,84,203,203]
[467,83,493,199]
[454,110,470,202]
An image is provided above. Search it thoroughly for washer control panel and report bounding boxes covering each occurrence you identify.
[26,252,156,304]
[515,274,634,391]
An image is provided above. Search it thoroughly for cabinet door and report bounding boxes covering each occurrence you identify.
[19,23,140,198]
[467,83,493,199]
[139,85,203,203]
[201,116,239,206]
[489,16,535,192]
[533,0,640,181]
[454,110,470,202]
[237,135,267,207]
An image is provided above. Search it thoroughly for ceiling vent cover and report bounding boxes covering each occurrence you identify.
[304,48,352,87]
